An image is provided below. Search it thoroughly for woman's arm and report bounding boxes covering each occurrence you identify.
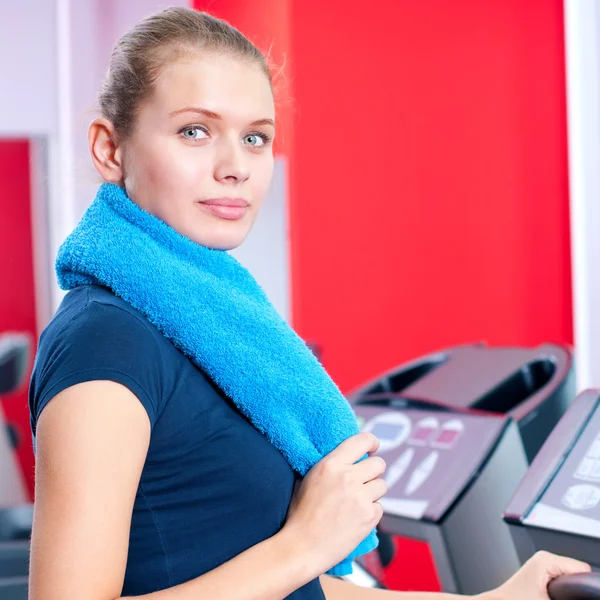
[320,549,592,600]
[319,575,462,599]
[30,380,319,600]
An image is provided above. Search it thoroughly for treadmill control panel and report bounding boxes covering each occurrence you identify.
[354,404,508,522]
[520,395,600,538]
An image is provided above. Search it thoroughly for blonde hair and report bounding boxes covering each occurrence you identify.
[98,6,272,138]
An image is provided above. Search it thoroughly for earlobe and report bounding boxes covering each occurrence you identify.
[88,118,124,184]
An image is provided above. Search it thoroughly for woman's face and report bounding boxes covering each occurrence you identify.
[120,53,275,250]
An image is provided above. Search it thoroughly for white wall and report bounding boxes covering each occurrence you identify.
[0,0,58,329]
[0,0,58,137]
[565,0,600,391]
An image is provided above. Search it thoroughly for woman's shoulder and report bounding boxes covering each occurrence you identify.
[38,284,170,359]
[50,284,155,335]
[30,285,172,435]
[36,284,170,375]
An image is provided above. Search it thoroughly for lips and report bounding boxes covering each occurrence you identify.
[197,198,249,220]
[200,198,249,208]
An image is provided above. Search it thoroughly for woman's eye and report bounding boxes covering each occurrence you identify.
[243,133,270,147]
[180,126,209,140]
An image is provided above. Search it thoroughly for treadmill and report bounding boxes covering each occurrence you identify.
[352,396,527,595]
[503,389,600,599]
[504,389,600,562]
[0,333,32,600]
[347,343,575,592]
[0,334,29,507]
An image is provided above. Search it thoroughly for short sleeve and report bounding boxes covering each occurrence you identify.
[29,292,166,436]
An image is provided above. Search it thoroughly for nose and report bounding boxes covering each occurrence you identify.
[213,135,251,184]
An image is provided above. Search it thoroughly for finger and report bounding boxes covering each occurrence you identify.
[546,556,591,579]
[353,455,387,483]
[328,432,380,465]
[532,551,591,583]
[363,477,388,502]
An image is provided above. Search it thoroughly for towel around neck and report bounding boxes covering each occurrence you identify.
[55,182,378,576]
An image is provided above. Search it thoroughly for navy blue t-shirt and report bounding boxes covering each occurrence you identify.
[29,285,325,598]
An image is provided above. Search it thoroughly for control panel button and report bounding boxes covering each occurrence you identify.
[575,457,600,482]
[362,412,412,453]
[409,417,438,445]
[385,448,415,490]
[576,458,595,479]
[405,451,439,496]
[562,485,600,511]
[431,419,464,449]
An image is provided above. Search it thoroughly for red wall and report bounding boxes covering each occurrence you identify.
[0,139,37,499]
[289,0,572,386]
[289,0,571,591]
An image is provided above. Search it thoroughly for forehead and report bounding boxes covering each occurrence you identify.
[148,54,275,121]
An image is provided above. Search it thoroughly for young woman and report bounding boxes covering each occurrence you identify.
[27,7,588,600]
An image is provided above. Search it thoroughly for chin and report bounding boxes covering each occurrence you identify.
[209,240,244,251]
[177,213,254,251]
[189,230,249,251]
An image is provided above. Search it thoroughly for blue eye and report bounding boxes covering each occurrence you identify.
[243,133,271,147]
[180,126,209,140]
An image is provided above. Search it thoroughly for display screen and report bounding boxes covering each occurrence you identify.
[370,423,402,441]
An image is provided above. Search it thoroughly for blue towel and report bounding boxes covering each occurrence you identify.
[56,182,377,576]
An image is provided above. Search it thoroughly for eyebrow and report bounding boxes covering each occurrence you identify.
[169,107,275,128]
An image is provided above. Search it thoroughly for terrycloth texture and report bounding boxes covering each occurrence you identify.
[56,182,377,576]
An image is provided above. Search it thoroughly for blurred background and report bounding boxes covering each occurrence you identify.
[2,0,600,592]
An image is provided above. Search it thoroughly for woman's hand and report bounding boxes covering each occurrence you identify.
[481,551,591,600]
[282,432,387,576]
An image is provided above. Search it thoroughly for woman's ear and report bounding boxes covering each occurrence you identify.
[88,118,124,184]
